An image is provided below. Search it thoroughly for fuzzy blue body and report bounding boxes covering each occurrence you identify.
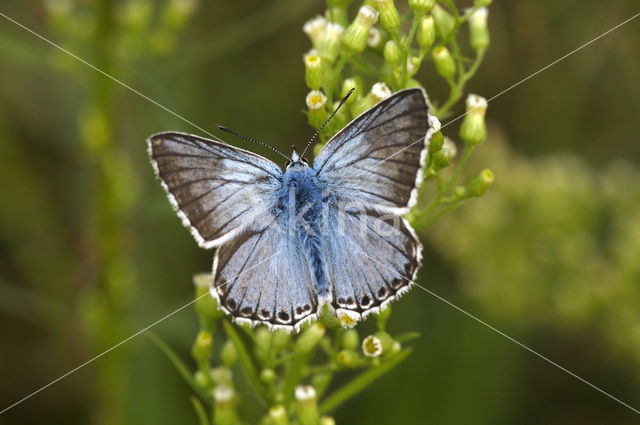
[276,163,331,300]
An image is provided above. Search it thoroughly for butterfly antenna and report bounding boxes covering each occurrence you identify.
[216,125,292,162]
[300,88,355,157]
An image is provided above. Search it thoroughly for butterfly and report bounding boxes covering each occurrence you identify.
[147,88,440,332]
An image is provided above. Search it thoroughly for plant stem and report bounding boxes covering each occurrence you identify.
[318,349,412,414]
[223,321,268,404]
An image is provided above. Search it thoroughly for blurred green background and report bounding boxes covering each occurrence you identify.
[1,0,640,424]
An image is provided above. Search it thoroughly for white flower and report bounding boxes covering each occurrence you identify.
[443,137,458,158]
[306,90,327,111]
[362,335,383,357]
[469,7,488,28]
[356,5,379,27]
[303,15,328,46]
[466,93,488,114]
[367,27,382,48]
[213,385,234,402]
[295,385,317,401]
[371,82,392,102]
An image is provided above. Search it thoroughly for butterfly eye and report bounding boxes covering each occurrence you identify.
[286,160,292,168]
[301,158,309,165]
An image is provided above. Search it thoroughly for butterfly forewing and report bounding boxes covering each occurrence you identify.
[148,132,282,248]
[313,88,438,214]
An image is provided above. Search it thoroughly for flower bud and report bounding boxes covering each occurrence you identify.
[432,146,452,170]
[383,40,401,64]
[374,331,394,354]
[295,322,325,354]
[408,0,435,13]
[295,386,319,425]
[341,77,362,105]
[213,385,238,425]
[432,46,455,80]
[317,23,344,62]
[268,405,290,425]
[320,416,336,425]
[303,53,323,90]
[337,310,359,328]
[193,370,209,389]
[220,339,237,366]
[417,15,435,48]
[260,368,276,384]
[342,6,379,52]
[367,27,383,49]
[163,0,197,30]
[362,335,383,357]
[273,329,292,350]
[468,169,494,197]
[432,4,455,39]
[303,15,328,47]
[428,131,444,154]
[454,185,467,200]
[193,273,222,325]
[371,82,392,102]
[459,94,488,145]
[468,7,489,52]
[350,82,391,117]
[407,55,421,76]
[191,331,212,364]
[376,304,391,329]
[306,90,328,128]
[443,137,458,158]
[336,349,361,367]
[377,0,400,32]
[342,329,360,350]
[210,366,233,386]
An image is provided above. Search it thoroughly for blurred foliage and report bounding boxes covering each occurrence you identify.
[428,134,640,374]
[0,0,639,424]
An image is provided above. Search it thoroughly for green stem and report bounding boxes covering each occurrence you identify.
[401,12,423,87]
[223,321,268,404]
[415,201,464,229]
[190,397,211,425]
[444,144,473,194]
[319,349,411,414]
[145,332,212,406]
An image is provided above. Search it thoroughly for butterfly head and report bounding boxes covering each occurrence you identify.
[286,146,309,169]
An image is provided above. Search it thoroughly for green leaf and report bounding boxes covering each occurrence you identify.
[223,320,267,403]
[190,396,211,425]
[144,331,211,405]
[318,348,412,414]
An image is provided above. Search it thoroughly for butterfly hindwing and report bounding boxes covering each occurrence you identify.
[211,218,319,331]
[324,205,421,320]
[313,88,439,214]
[148,132,282,248]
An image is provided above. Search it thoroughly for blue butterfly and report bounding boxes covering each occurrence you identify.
[148,88,439,332]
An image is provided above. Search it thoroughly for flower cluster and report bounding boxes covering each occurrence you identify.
[148,273,417,425]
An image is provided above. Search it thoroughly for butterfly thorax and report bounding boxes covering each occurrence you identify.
[277,164,331,301]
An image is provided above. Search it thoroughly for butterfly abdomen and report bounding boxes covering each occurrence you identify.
[279,165,331,301]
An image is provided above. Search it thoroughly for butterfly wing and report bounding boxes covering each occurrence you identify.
[148,132,283,248]
[211,218,319,331]
[324,206,420,322]
[313,88,439,214]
